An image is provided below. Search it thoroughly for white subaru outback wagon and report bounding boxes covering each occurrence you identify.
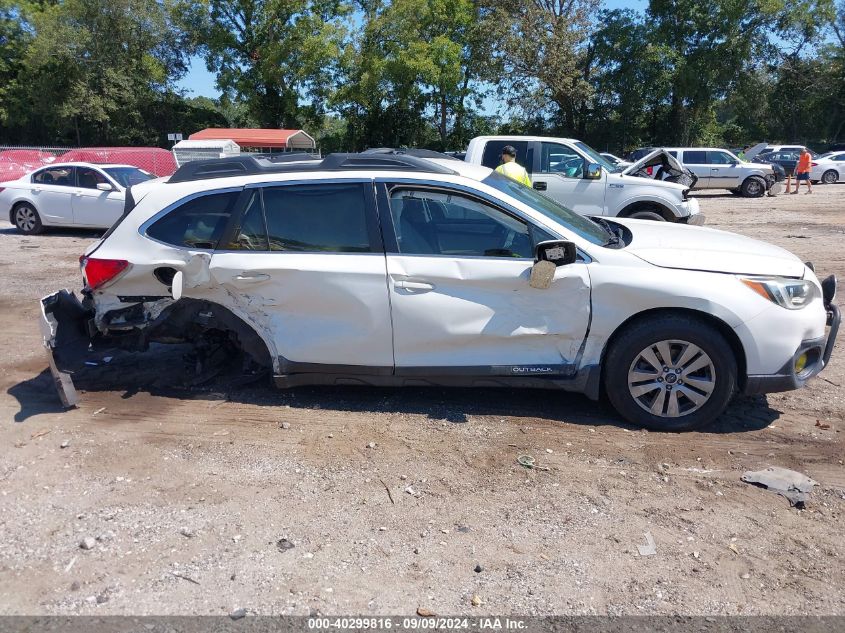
[40,150,839,431]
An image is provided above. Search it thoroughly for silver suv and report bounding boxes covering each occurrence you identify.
[663,148,781,197]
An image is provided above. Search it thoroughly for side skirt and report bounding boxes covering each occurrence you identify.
[273,364,602,400]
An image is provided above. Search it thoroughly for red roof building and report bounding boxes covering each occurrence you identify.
[188,128,316,151]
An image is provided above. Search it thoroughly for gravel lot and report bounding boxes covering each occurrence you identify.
[0,186,843,616]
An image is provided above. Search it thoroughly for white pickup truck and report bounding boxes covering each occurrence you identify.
[465,136,704,224]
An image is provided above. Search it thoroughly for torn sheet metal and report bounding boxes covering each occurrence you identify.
[40,290,82,408]
[742,466,817,508]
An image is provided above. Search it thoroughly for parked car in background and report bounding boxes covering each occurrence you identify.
[600,152,632,168]
[661,148,780,197]
[754,149,810,177]
[744,153,787,184]
[40,152,839,431]
[810,152,845,184]
[0,162,155,234]
[465,136,702,223]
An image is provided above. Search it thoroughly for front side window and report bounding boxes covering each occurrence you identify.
[76,167,109,189]
[708,151,736,164]
[540,143,584,178]
[482,172,608,246]
[32,166,74,186]
[104,167,154,187]
[388,188,547,258]
[261,183,371,252]
[147,191,239,249]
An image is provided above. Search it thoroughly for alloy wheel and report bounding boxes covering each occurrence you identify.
[627,339,716,418]
[15,207,37,232]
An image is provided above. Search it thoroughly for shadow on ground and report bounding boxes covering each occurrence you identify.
[6,345,779,434]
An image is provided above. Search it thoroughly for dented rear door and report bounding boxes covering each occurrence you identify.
[208,180,394,373]
[379,182,591,375]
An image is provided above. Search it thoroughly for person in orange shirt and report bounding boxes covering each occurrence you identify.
[792,147,813,194]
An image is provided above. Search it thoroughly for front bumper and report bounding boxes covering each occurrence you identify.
[744,299,840,396]
[678,198,705,225]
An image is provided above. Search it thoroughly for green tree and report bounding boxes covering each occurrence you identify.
[3,0,190,145]
[178,0,348,130]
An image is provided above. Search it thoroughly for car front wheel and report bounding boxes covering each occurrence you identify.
[13,203,43,235]
[821,170,839,184]
[740,176,766,198]
[604,315,737,431]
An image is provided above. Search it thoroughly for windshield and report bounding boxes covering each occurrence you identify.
[482,171,609,246]
[575,141,621,173]
[104,167,155,187]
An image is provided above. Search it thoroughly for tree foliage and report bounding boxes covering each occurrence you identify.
[0,0,842,151]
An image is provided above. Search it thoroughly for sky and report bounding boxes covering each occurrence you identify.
[174,0,649,101]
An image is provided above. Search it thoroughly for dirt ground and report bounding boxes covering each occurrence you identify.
[0,185,842,617]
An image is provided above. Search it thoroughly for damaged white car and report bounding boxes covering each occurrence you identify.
[41,151,839,431]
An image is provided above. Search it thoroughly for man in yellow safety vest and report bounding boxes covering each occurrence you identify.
[495,145,532,186]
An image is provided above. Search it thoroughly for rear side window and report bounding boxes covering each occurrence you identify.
[33,166,75,186]
[147,191,239,249]
[683,151,707,163]
[481,140,533,173]
[261,183,371,252]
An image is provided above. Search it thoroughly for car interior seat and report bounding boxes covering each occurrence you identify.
[397,198,439,254]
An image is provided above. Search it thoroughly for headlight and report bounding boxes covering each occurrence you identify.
[740,276,820,310]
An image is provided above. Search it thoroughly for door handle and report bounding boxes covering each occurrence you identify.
[711,168,719,172]
[395,280,435,292]
[234,272,270,282]
[533,181,547,191]
[33,186,41,192]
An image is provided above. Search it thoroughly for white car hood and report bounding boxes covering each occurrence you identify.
[612,219,806,277]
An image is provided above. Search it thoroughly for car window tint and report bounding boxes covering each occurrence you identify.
[833,154,845,161]
[481,140,532,172]
[226,190,269,251]
[76,167,109,189]
[708,151,734,164]
[683,151,707,163]
[147,191,239,249]
[540,143,584,178]
[33,166,74,186]
[262,183,371,253]
[389,188,533,258]
[668,151,678,158]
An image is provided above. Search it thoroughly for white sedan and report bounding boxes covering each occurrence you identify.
[0,162,155,234]
[811,152,845,184]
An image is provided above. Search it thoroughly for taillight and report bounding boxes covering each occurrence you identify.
[0,187,5,193]
[80,256,129,290]
[811,162,818,167]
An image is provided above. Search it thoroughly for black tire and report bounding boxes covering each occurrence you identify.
[626,209,665,221]
[740,176,766,198]
[821,170,839,184]
[12,203,43,235]
[604,314,737,432]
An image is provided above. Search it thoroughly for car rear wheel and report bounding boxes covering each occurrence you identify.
[13,203,43,235]
[604,315,737,432]
[740,176,766,198]
[822,170,839,184]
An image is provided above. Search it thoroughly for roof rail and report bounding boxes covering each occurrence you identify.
[168,152,457,184]
[362,147,461,160]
